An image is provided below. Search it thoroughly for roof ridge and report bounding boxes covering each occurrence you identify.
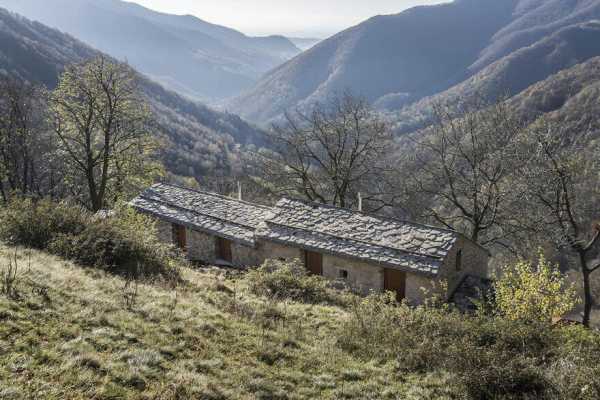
[139,194,262,231]
[277,195,459,235]
[262,220,446,261]
[276,196,490,253]
[155,182,273,211]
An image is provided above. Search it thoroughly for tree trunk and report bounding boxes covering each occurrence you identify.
[580,252,592,327]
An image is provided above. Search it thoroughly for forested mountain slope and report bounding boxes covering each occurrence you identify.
[229,0,600,126]
[0,8,265,180]
[0,0,301,102]
[509,55,600,135]
[387,20,600,134]
[229,0,516,123]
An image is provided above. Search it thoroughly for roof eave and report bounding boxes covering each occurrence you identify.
[257,234,439,277]
[133,205,256,247]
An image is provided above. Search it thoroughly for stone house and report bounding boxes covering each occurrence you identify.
[131,183,490,304]
[130,183,271,268]
[256,197,490,303]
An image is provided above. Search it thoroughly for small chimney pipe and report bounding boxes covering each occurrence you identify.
[358,192,363,212]
[237,181,242,201]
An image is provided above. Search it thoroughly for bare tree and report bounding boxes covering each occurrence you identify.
[0,77,52,201]
[254,93,392,209]
[518,119,600,327]
[402,98,526,246]
[49,56,159,211]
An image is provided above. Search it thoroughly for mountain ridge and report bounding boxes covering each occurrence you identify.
[385,19,600,134]
[0,7,265,181]
[0,0,302,102]
[228,0,600,127]
[228,0,518,123]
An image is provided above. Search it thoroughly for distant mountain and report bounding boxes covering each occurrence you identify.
[229,0,600,125]
[228,0,517,123]
[0,8,266,180]
[386,20,600,134]
[288,37,322,51]
[0,0,302,102]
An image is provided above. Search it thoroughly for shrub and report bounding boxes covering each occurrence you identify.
[0,198,181,280]
[494,251,580,323]
[0,198,88,249]
[245,259,348,306]
[336,292,600,399]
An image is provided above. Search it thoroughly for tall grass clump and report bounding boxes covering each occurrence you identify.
[337,292,600,400]
[0,198,182,280]
[245,259,351,306]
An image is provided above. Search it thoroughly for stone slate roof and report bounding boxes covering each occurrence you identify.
[130,183,272,246]
[256,198,460,275]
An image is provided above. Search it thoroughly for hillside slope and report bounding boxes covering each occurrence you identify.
[0,0,301,102]
[0,8,265,179]
[1,243,599,399]
[0,246,451,399]
[472,0,600,72]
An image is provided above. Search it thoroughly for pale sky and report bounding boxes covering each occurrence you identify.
[131,0,448,38]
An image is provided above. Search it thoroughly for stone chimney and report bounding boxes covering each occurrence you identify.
[358,192,363,212]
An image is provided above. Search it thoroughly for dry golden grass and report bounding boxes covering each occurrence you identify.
[0,246,453,399]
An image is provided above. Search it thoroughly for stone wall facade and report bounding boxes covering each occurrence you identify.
[232,241,264,268]
[152,217,489,304]
[321,254,384,295]
[260,241,304,264]
[187,230,216,263]
[438,237,490,297]
[152,218,260,268]
[155,219,173,244]
[259,240,440,304]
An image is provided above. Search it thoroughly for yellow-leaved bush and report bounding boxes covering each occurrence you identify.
[494,251,580,323]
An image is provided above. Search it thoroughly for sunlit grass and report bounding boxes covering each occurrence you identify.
[0,246,444,399]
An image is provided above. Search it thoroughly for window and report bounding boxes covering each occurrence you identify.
[456,249,463,271]
[339,269,349,279]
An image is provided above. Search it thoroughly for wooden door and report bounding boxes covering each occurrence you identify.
[384,269,406,301]
[216,237,233,263]
[304,250,323,276]
[172,224,187,251]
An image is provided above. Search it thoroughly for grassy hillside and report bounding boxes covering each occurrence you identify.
[2,244,600,399]
[0,246,450,399]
